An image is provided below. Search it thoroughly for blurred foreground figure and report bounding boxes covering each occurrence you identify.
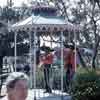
[1,72,29,100]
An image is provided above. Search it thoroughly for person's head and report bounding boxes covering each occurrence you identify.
[69,45,75,51]
[6,72,29,100]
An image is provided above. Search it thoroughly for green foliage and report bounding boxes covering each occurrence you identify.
[71,69,100,100]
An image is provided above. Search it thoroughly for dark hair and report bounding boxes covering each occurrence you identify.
[7,78,20,88]
[69,45,75,50]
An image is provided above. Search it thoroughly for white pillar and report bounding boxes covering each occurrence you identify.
[61,31,64,93]
[50,34,53,90]
[33,29,36,99]
[29,31,33,89]
[74,28,77,72]
[14,32,17,72]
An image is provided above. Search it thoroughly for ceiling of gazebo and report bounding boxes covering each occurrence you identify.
[8,15,82,33]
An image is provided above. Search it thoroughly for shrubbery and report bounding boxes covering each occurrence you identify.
[71,69,100,100]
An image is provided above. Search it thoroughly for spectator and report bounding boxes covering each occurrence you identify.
[16,63,24,72]
[24,64,30,75]
[1,72,29,100]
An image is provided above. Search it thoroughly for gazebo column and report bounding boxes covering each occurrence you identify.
[33,29,37,100]
[74,28,77,72]
[14,31,17,72]
[29,31,33,89]
[50,33,53,90]
[60,30,64,97]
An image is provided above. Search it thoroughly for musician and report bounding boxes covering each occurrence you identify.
[64,45,75,92]
[1,72,29,100]
[40,50,53,93]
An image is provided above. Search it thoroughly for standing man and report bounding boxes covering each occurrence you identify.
[64,45,75,92]
[1,72,29,100]
[41,50,53,93]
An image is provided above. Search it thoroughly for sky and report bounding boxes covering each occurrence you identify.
[0,0,29,7]
[0,0,79,7]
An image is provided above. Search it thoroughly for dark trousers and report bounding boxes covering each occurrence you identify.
[44,64,51,92]
[64,64,73,92]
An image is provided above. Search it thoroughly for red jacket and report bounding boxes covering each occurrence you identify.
[64,50,75,71]
[41,53,53,64]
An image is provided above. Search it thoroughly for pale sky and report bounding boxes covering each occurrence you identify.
[0,0,29,7]
[0,0,79,7]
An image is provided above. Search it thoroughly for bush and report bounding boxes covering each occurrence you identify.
[71,69,100,100]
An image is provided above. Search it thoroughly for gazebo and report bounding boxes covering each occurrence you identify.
[8,5,82,100]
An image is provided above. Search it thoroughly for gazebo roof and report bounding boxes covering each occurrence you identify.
[9,15,82,32]
[13,15,66,26]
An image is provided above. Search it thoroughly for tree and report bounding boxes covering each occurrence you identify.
[89,0,100,68]
[71,0,100,68]
[45,0,87,67]
[46,0,100,68]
